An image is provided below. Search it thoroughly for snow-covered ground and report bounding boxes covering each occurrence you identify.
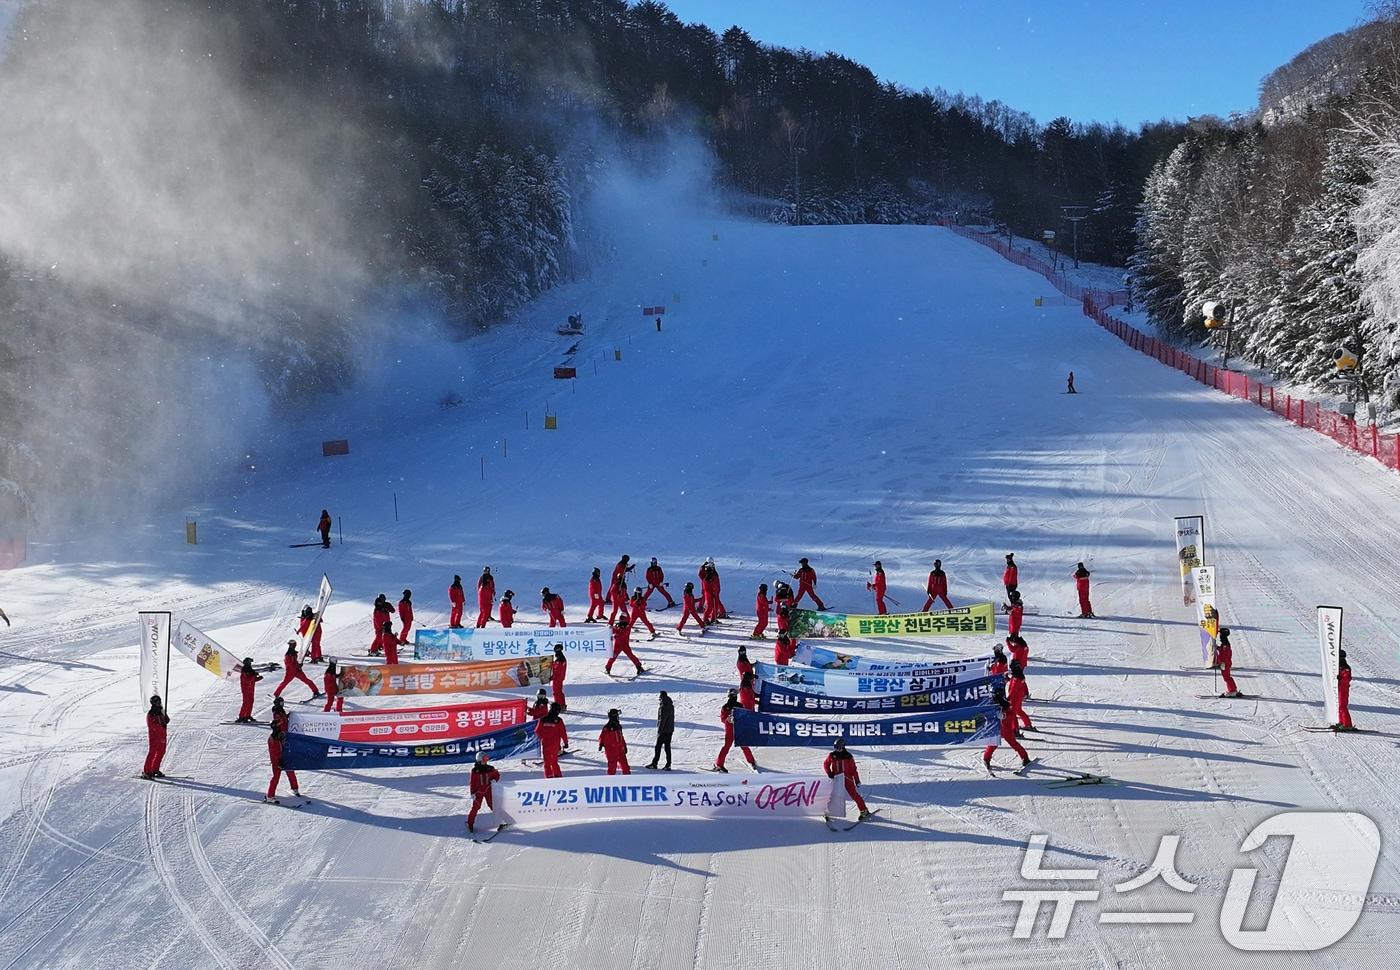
[2,220,1399,969]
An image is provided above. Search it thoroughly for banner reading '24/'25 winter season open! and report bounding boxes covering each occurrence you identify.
[500,774,840,828]
[788,603,995,639]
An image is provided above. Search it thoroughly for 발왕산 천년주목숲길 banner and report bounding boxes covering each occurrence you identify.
[791,640,988,672]
[279,721,539,770]
[755,658,991,698]
[287,698,527,743]
[414,627,610,662]
[733,706,1000,747]
[500,774,840,828]
[758,674,1002,715]
[788,603,995,639]
[335,657,553,697]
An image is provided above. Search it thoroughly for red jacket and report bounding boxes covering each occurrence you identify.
[737,656,754,680]
[398,598,413,625]
[588,576,603,599]
[527,700,549,722]
[373,602,393,634]
[268,733,284,768]
[469,763,500,795]
[755,592,770,619]
[147,710,169,744]
[1216,642,1232,670]
[682,591,703,613]
[543,594,565,617]
[612,621,633,652]
[823,749,859,782]
[323,669,338,696]
[537,717,567,754]
[1008,640,1029,669]
[927,570,947,595]
[611,562,631,587]
[550,656,567,687]
[645,564,664,587]
[738,684,757,711]
[1008,604,1024,636]
[987,658,1008,677]
[795,565,818,586]
[998,709,1018,742]
[869,572,886,596]
[449,583,466,607]
[284,652,304,677]
[272,707,290,734]
[628,595,649,618]
[499,600,515,627]
[1003,564,1018,588]
[478,574,495,597]
[1007,677,1029,707]
[241,668,262,693]
[1075,573,1090,594]
[610,583,629,607]
[598,725,627,758]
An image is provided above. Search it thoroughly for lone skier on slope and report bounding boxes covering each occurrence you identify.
[867,561,888,615]
[466,753,500,833]
[317,509,332,548]
[1067,371,1076,394]
[1074,563,1095,618]
[142,695,170,780]
[647,691,674,770]
[598,709,631,775]
[792,558,827,611]
[824,739,872,821]
[923,560,953,612]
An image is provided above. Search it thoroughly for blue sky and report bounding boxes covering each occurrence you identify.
[658,0,1372,126]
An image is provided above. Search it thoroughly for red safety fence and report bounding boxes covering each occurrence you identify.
[1082,295,1400,474]
[937,221,1130,308]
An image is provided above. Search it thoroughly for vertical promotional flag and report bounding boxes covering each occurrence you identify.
[1192,566,1219,665]
[1174,516,1205,606]
[299,574,333,663]
[137,611,172,712]
[1317,606,1343,726]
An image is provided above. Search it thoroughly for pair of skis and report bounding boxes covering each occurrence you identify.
[825,809,880,832]
[470,823,508,843]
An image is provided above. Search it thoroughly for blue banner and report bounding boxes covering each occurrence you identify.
[758,674,1003,714]
[733,706,1001,747]
[755,659,990,698]
[793,641,988,672]
[280,721,539,770]
[414,627,610,662]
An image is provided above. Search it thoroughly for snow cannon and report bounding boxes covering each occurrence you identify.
[1201,301,1227,331]
[1334,345,1359,375]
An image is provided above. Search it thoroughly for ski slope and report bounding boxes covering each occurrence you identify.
[2,220,1399,969]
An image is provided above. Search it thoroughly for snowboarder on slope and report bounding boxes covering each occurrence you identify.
[298,605,324,663]
[550,644,568,710]
[713,689,758,772]
[824,739,872,820]
[1216,627,1240,698]
[499,590,516,628]
[537,703,568,778]
[398,589,415,643]
[275,641,320,701]
[983,695,1031,773]
[476,568,495,628]
[922,560,953,611]
[645,558,676,607]
[142,695,170,780]
[605,616,645,677]
[867,561,888,615]
[264,726,301,803]
[449,575,466,629]
[792,558,827,611]
[237,657,262,723]
[317,509,332,548]
[598,709,631,775]
[322,659,344,713]
[1074,563,1095,618]
[1337,649,1355,730]
[647,691,674,770]
[466,753,500,833]
[752,583,771,639]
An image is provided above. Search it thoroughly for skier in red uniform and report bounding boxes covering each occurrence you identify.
[142,695,170,779]
[983,694,1031,773]
[398,589,415,644]
[713,689,758,772]
[986,644,1009,678]
[598,709,631,775]
[922,560,953,611]
[1007,591,1025,638]
[677,582,707,634]
[298,605,324,663]
[774,633,797,666]
[527,688,549,724]
[1216,627,1240,697]
[700,559,727,621]
[448,575,466,629]
[824,739,872,820]
[317,509,332,548]
[1007,660,1034,733]
[585,568,606,623]
[1074,563,1095,618]
[237,657,262,723]
[1002,553,1019,599]
[536,703,568,778]
[275,641,320,701]
[629,588,658,639]
[499,590,516,628]
[752,584,771,639]
[1006,634,1029,671]
[736,646,754,682]
[791,558,827,611]
[369,594,394,653]
[322,659,344,713]
[270,695,290,735]
[379,621,399,665]
[645,558,676,607]
[607,576,629,625]
[476,568,495,628]
[611,556,635,593]
[867,561,888,615]
[466,752,501,833]
[775,604,793,639]
[1337,649,1355,730]
[605,616,645,676]
[264,726,302,803]
[550,644,568,709]
[541,588,567,628]
[738,671,759,711]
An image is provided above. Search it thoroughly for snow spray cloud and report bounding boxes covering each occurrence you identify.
[0,0,405,528]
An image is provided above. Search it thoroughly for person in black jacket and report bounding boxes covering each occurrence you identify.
[646,690,675,770]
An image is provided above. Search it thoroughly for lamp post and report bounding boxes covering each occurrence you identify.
[1042,229,1058,272]
[1201,300,1233,370]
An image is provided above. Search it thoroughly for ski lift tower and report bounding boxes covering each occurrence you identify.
[1060,205,1090,269]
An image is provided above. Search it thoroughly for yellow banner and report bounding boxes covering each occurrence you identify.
[790,603,996,639]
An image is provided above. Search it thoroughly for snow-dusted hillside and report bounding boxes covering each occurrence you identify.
[1,220,1398,969]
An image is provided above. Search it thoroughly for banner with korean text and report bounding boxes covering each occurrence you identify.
[288,698,526,743]
[280,721,538,771]
[789,603,995,639]
[172,619,242,680]
[1192,566,1219,665]
[1173,516,1205,606]
[759,674,1002,715]
[414,627,609,662]
[1317,606,1343,726]
[335,657,553,697]
[755,658,991,698]
[501,774,839,828]
[792,641,986,672]
[137,611,171,712]
[734,707,1000,747]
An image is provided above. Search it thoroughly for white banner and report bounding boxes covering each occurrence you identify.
[413,627,610,662]
[1317,606,1343,726]
[299,574,333,663]
[501,774,840,828]
[1192,566,1219,665]
[1174,516,1205,606]
[172,619,241,680]
[792,641,988,672]
[756,659,990,698]
[137,611,171,712]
